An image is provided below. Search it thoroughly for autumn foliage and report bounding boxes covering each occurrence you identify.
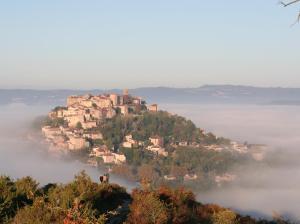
[0,172,293,224]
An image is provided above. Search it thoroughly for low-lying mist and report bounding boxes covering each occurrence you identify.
[1,103,300,220]
[162,104,300,220]
[0,103,137,190]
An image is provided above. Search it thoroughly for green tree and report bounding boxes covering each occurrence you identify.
[76,122,83,129]
[13,198,65,224]
[0,176,39,223]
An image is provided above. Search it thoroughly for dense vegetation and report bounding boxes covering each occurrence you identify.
[33,115,67,129]
[38,110,254,190]
[115,146,253,190]
[91,111,251,190]
[0,172,292,224]
[0,172,129,224]
[99,111,222,148]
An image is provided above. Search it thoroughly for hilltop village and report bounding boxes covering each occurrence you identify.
[42,89,159,163]
[41,89,265,187]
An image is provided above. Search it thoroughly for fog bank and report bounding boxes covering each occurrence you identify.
[0,104,137,190]
[162,104,300,220]
[1,103,300,219]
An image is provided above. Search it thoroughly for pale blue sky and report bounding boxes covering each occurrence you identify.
[1,0,300,89]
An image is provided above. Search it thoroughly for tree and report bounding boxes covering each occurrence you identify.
[15,176,39,201]
[0,176,39,223]
[280,0,300,7]
[0,173,293,224]
[280,0,300,23]
[13,198,65,224]
[138,164,160,183]
[76,122,83,129]
[212,209,238,224]
[157,186,200,224]
[127,190,168,224]
[170,165,188,178]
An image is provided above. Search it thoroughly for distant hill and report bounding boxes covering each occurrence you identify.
[1,85,300,106]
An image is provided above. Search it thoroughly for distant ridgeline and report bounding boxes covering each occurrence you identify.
[4,86,300,105]
[40,89,265,190]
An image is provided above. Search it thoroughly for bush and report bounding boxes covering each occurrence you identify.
[127,190,168,224]
[212,209,239,224]
[0,174,290,224]
[0,176,39,223]
[13,198,65,224]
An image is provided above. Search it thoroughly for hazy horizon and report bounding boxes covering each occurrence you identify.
[3,84,300,91]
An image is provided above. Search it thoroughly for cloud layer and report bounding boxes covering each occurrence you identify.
[163,104,300,220]
[1,103,300,219]
[0,104,137,190]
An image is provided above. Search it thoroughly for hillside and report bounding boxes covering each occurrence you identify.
[0,172,289,224]
[39,91,262,191]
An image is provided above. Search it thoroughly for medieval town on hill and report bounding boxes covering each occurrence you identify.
[42,89,163,163]
[41,89,266,185]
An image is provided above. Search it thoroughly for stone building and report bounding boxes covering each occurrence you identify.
[148,104,158,112]
[149,136,164,147]
[68,136,90,150]
[82,121,97,129]
[109,94,118,106]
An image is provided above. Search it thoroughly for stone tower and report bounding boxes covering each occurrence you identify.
[123,89,129,96]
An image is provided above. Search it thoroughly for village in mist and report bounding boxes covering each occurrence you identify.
[1,96,300,220]
[1,0,300,223]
